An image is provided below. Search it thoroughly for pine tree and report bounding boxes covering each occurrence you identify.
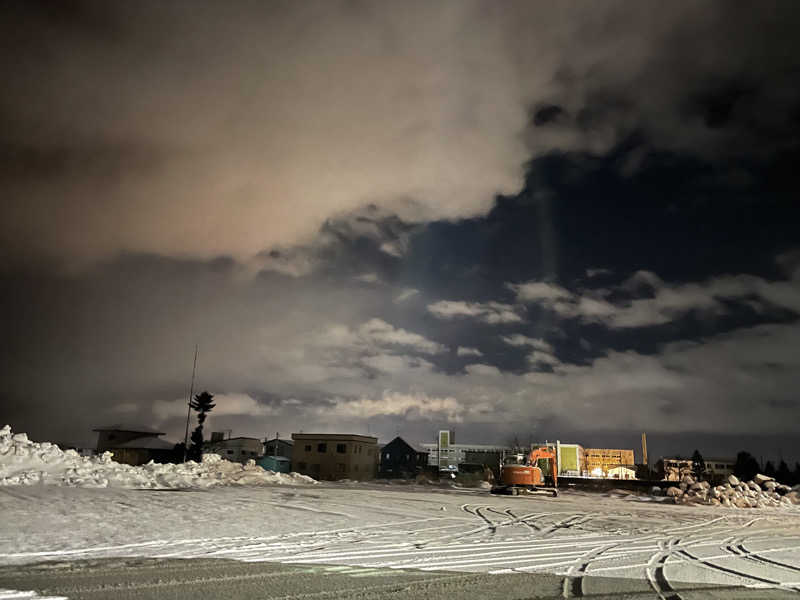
[691,449,705,480]
[775,460,791,485]
[764,460,776,478]
[734,451,759,481]
[187,391,215,462]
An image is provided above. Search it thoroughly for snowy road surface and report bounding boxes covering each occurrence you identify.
[2,483,800,597]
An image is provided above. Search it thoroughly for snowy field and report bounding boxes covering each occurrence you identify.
[2,482,800,596]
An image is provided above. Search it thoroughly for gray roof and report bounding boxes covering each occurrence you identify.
[114,437,174,450]
[93,424,165,435]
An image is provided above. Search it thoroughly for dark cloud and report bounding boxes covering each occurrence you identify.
[2,1,800,464]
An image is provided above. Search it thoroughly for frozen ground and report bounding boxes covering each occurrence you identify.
[2,482,800,597]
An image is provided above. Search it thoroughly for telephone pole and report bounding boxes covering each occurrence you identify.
[182,345,198,462]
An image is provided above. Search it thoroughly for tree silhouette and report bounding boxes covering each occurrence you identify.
[691,449,705,479]
[776,460,791,485]
[188,391,215,462]
[734,451,759,481]
[764,460,776,478]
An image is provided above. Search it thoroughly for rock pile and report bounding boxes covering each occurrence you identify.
[660,473,799,509]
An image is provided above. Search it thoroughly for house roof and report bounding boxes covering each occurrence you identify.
[264,438,294,445]
[114,437,174,450]
[93,424,165,435]
[291,433,377,443]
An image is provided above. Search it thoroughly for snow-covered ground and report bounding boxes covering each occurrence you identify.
[2,483,800,594]
[2,426,800,594]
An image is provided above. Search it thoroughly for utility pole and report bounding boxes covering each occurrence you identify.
[182,345,198,462]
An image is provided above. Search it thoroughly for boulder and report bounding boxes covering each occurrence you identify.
[710,498,721,506]
[753,473,775,485]
[681,474,696,485]
[776,484,791,495]
[650,486,662,496]
[679,482,688,491]
[721,496,732,507]
[666,486,683,497]
[727,474,740,486]
[747,481,761,491]
[763,480,777,492]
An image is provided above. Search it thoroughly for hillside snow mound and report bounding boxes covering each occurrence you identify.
[0,425,316,489]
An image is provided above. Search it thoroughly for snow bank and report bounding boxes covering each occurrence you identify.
[0,425,317,489]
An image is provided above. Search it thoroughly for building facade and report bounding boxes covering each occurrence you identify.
[263,438,294,460]
[584,448,636,477]
[378,436,427,478]
[662,457,693,481]
[204,436,263,463]
[291,433,378,481]
[704,457,735,481]
[555,442,586,476]
[93,424,175,466]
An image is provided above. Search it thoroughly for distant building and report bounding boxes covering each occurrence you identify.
[526,441,585,476]
[585,448,636,478]
[608,465,636,480]
[93,424,175,466]
[291,433,378,481]
[378,436,427,478]
[704,457,735,481]
[662,457,693,481]
[204,436,263,463]
[421,441,509,473]
[263,438,294,460]
[258,437,294,473]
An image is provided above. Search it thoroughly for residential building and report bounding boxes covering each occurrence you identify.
[258,437,294,473]
[291,433,378,481]
[205,436,263,463]
[704,457,735,481]
[263,438,294,460]
[378,436,427,478]
[585,448,636,477]
[93,424,175,466]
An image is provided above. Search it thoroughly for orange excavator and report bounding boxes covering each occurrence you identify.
[491,446,559,497]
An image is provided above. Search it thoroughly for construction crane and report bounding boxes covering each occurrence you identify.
[491,446,559,497]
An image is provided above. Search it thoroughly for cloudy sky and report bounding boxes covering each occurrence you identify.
[2,1,800,463]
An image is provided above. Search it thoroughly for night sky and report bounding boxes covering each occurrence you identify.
[2,1,800,463]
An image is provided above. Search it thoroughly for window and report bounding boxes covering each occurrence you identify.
[385,453,390,460]
[336,443,347,453]
[317,443,327,453]
[304,444,311,452]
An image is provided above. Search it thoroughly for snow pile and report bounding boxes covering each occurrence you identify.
[0,425,317,489]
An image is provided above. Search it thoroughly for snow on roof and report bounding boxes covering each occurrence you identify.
[93,424,165,435]
[114,437,175,450]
